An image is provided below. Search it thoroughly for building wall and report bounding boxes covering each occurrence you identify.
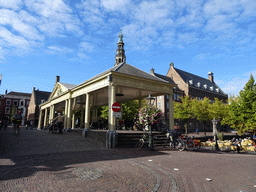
[0,95,30,125]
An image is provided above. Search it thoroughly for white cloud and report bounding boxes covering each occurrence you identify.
[101,0,131,12]
[0,0,23,10]
[80,42,94,52]
[47,46,73,54]
[0,27,29,48]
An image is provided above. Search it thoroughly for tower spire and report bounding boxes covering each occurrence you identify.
[115,30,126,66]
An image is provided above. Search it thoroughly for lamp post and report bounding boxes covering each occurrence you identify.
[212,118,219,151]
[145,94,155,151]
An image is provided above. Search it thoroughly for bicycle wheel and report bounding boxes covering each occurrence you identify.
[186,139,195,151]
[135,139,144,150]
[175,139,185,151]
[170,141,175,149]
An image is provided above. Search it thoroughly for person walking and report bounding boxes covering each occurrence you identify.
[13,108,22,134]
[53,113,64,134]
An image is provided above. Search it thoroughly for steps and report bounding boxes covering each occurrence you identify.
[117,131,170,148]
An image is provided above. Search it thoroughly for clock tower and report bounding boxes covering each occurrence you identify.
[115,30,126,66]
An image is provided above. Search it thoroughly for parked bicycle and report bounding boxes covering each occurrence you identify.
[180,134,196,151]
[166,131,186,151]
[135,133,156,150]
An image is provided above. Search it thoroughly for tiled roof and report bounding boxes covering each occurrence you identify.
[6,91,31,97]
[59,82,77,89]
[174,68,226,95]
[34,90,51,105]
[153,72,176,84]
[79,63,168,86]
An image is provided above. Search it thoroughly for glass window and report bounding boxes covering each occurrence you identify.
[26,101,30,106]
[166,95,169,99]
[13,100,18,106]
[6,99,11,106]
[5,107,10,114]
[20,100,25,106]
[158,102,162,109]
[173,94,176,100]
[167,102,169,109]
[177,94,180,101]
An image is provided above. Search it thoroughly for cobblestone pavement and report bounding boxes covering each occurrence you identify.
[0,127,255,192]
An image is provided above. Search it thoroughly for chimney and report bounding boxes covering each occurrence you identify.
[5,90,7,95]
[150,67,155,75]
[208,71,214,82]
[170,61,174,68]
[33,87,35,92]
[56,76,60,84]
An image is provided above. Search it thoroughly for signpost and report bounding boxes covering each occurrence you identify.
[112,102,121,118]
[112,102,121,112]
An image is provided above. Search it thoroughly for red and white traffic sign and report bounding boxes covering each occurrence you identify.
[112,102,121,112]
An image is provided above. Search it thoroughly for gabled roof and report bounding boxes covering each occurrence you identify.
[153,72,176,84]
[6,91,31,98]
[79,63,169,86]
[174,68,226,95]
[59,82,76,89]
[34,90,51,105]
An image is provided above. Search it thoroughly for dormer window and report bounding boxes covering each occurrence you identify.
[216,88,219,93]
[210,86,213,91]
[41,100,45,104]
[189,80,193,85]
[197,82,200,88]
[203,84,207,89]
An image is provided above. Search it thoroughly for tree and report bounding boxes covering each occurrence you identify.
[122,100,139,121]
[173,96,193,134]
[224,74,256,134]
[10,106,17,122]
[191,97,211,134]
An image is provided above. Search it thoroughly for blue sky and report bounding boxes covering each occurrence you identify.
[0,0,255,96]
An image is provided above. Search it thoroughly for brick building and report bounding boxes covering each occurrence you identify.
[150,62,228,131]
[0,91,31,125]
[27,87,51,127]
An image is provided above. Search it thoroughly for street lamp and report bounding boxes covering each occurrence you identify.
[145,94,156,151]
[212,118,219,151]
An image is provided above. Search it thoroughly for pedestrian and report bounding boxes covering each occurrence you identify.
[53,113,64,133]
[13,108,22,133]
[2,115,8,130]
[196,128,199,134]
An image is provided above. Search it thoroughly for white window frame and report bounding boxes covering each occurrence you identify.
[20,100,25,106]
[173,94,177,100]
[158,102,162,109]
[41,100,45,104]
[13,100,18,106]
[5,107,10,114]
[6,99,11,106]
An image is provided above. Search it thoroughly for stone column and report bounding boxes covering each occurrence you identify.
[80,110,84,128]
[72,113,75,129]
[44,108,48,128]
[82,93,90,137]
[84,93,90,129]
[169,94,174,130]
[38,109,43,129]
[64,99,68,129]
[109,84,116,131]
[67,98,72,129]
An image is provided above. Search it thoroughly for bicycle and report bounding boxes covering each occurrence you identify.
[166,131,186,151]
[180,134,196,151]
[135,133,156,150]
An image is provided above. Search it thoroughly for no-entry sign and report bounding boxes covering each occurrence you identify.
[112,102,121,112]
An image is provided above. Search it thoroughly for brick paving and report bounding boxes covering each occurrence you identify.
[0,126,256,192]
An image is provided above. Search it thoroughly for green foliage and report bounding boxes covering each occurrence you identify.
[99,106,109,120]
[191,97,211,123]
[217,131,224,141]
[10,107,16,121]
[173,96,192,122]
[224,74,256,134]
[173,96,193,133]
[122,100,139,121]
